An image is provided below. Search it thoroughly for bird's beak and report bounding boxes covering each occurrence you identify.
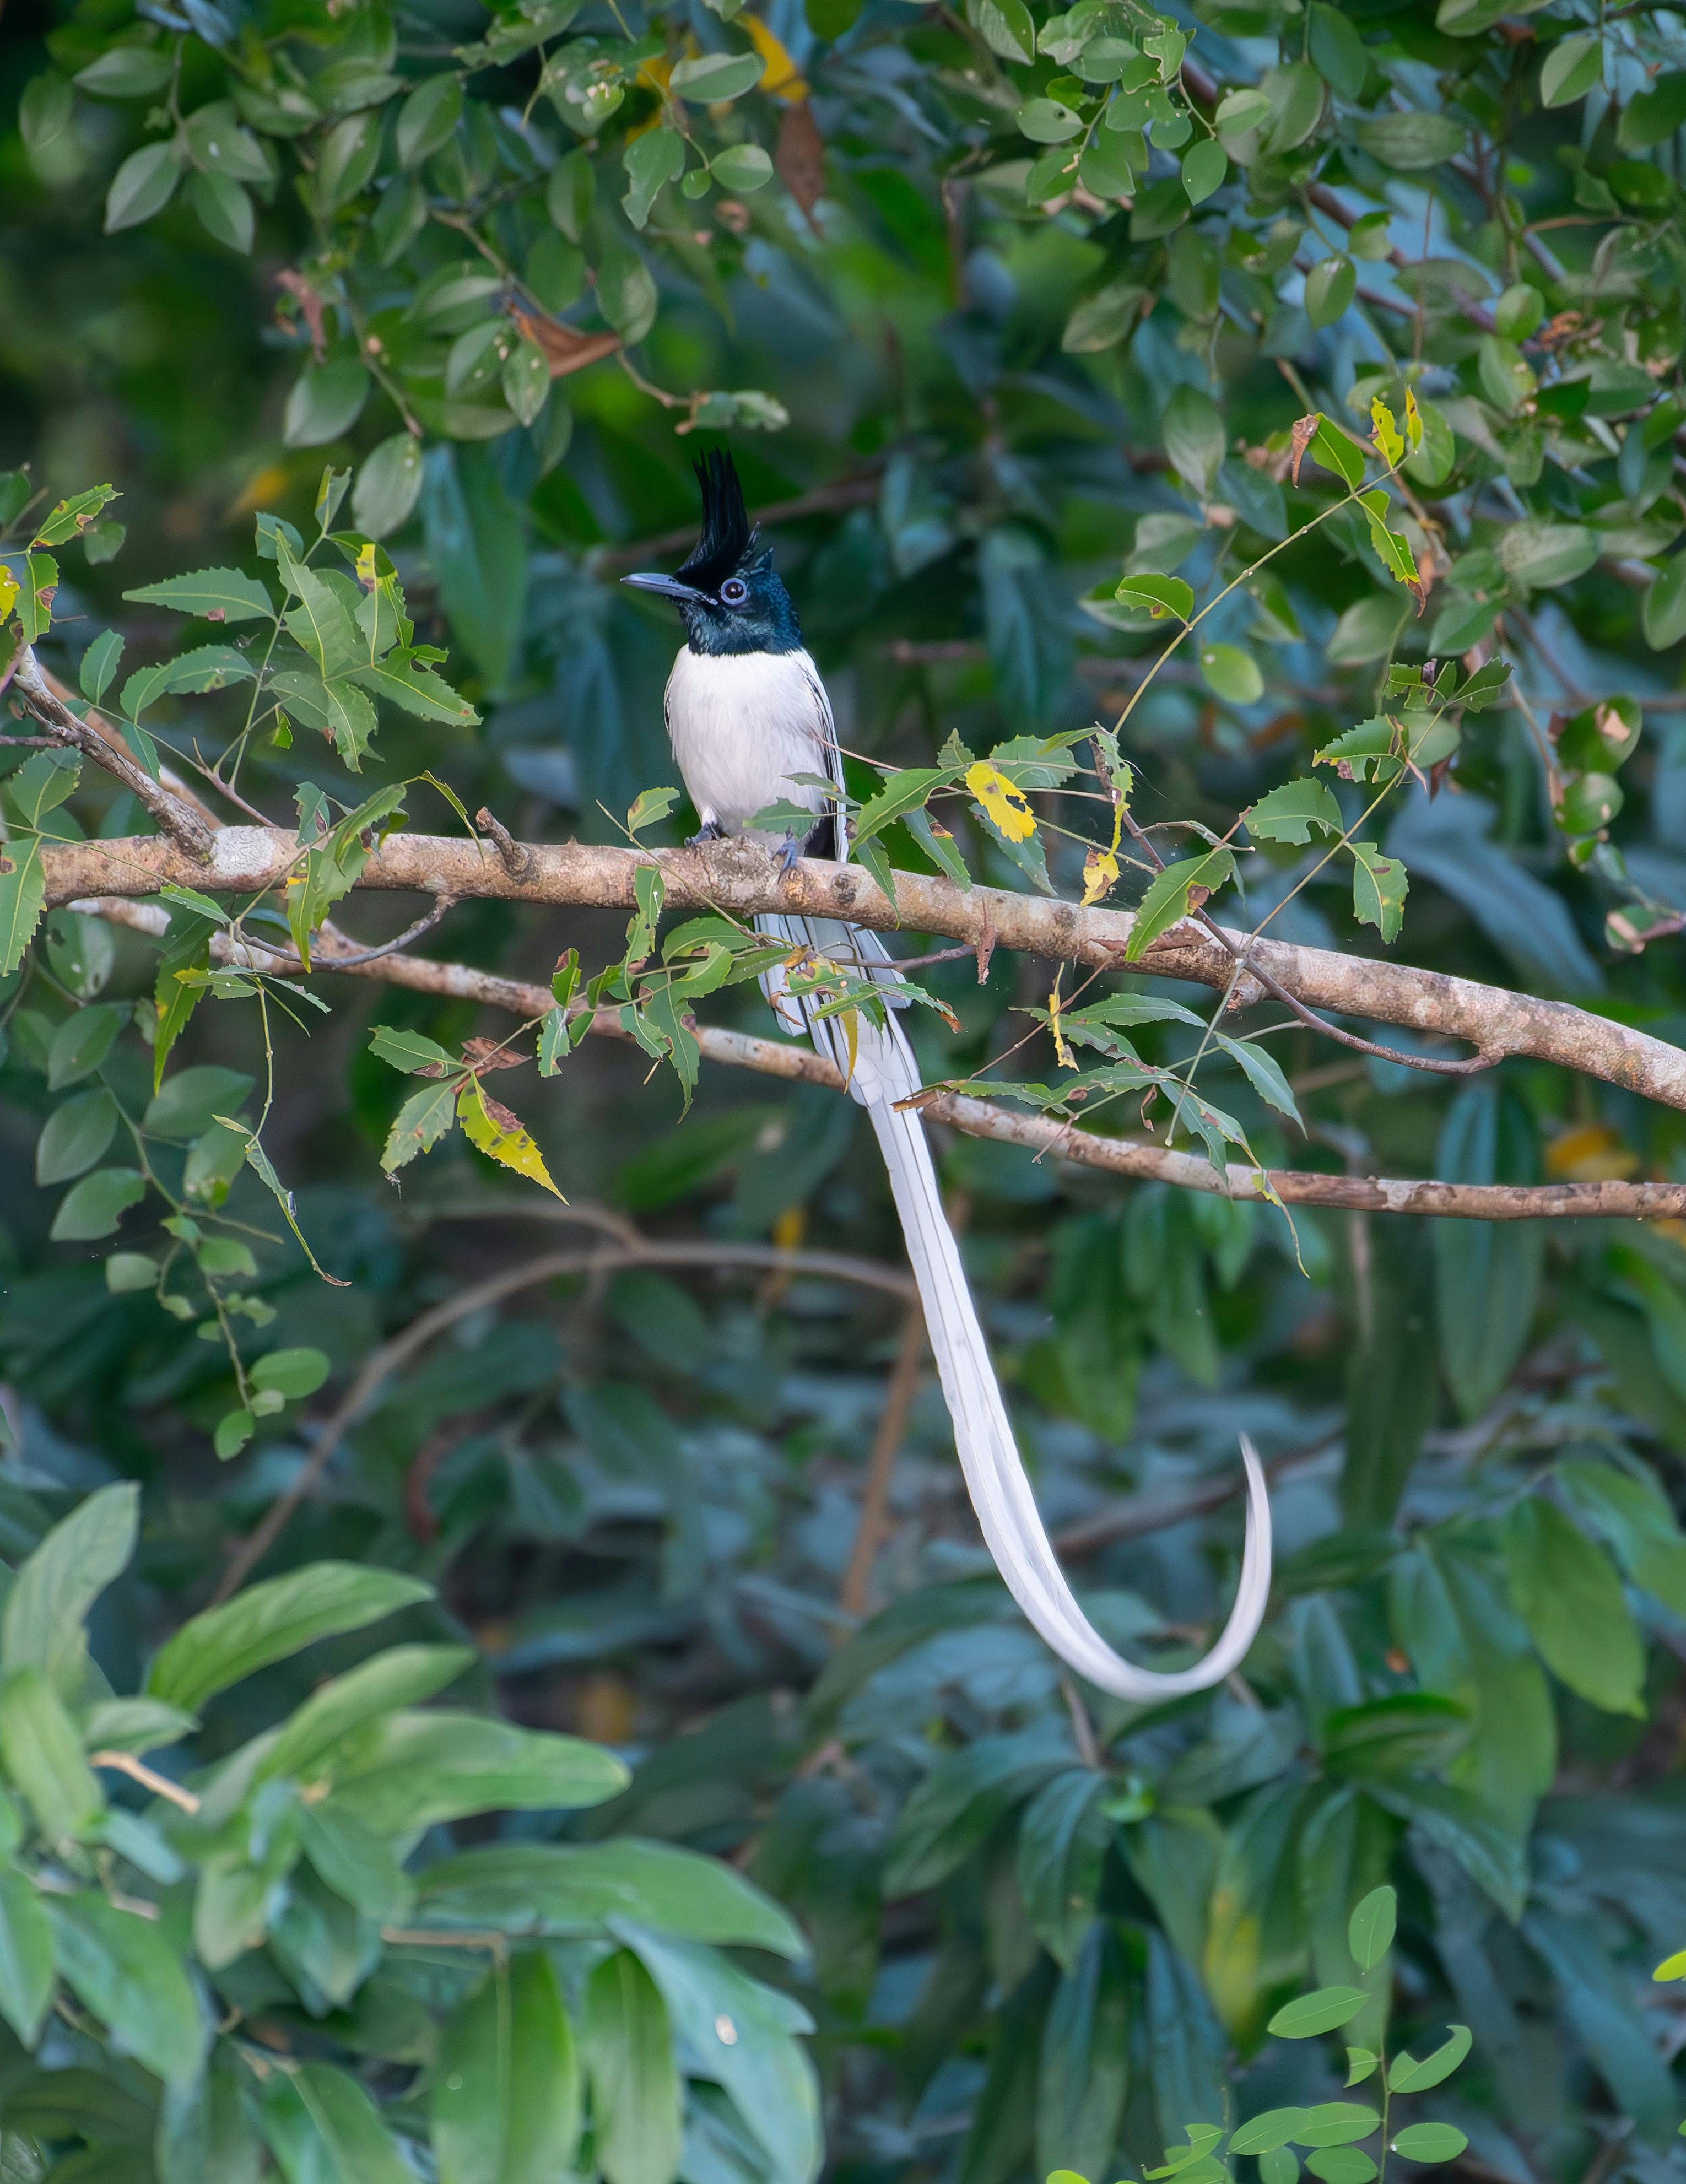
[621,571,707,605]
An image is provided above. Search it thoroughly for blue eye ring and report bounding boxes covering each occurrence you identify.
[720,576,748,606]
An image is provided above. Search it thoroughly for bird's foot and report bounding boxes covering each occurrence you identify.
[687,820,725,848]
[777,832,803,878]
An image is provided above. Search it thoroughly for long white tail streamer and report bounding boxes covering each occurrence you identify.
[756,910,1272,1701]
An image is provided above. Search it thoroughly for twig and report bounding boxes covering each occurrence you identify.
[265,897,457,972]
[212,1234,918,1603]
[475,807,532,879]
[592,473,883,571]
[12,650,214,861]
[837,1302,926,1620]
[89,1749,201,1814]
[77,895,1686,1221]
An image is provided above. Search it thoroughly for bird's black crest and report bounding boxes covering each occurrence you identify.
[676,448,758,594]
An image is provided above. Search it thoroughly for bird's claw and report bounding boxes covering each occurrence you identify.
[687,821,723,848]
[777,833,802,878]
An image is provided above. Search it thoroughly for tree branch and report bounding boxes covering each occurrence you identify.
[48,828,1686,1115]
[11,651,215,861]
[79,894,1686,1221]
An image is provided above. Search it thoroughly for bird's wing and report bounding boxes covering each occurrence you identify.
[796,652,846,864]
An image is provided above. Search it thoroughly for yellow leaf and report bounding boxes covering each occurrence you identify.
[1049,976,1076,1069]
[355,541,377,587]
[0,566,17,624]
[839,1003,858,1087]
[1082,844,1119,906]
[457,1078,564,1198]
[1655,1950,1686,1982]
[742,14,808,100]
[965,761,1036,843]
[1404,386,1423,452]
[1371,396,1403,465]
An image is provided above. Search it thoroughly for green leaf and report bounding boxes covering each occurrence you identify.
[147,1563,434,1715]
[1114,572,1194,621]
[324,1710,629,1831]
[1232,2110,1310,2156]
[1388,2024,1471,2094]
[250,1347,330,1399]
[711,142,773,191]
[1347,1884,1396,1972]
[669,50,765,99]
[1163,384,1225,495]
[1305,254,1356,329]
[75,45,176,97]
[383,1082,460,1171]
[1182,137,1226,202]
[1306,2152,1376,2184]
[0,1868,52,2045]
[414,1837,807,1957]
[261,1644,474,1783]
[1017,1770,1110,1972]
[262,2063,413,2184]
[1353,112,1465,168]
[972,0,1035,63]
[283,358,372,450]
[144,1063,253,1140]
[583,1950,682,2184]
[36,1088,118,1185]
[46,1003,122,1090]
[3,1482,138,1695]
[105,142,182,231]
[1124,847,1236,960]
[851,764,952,847]
[348,652,480,725]
[1349,842,1408,943]
[190,171,253,253]
[0,1668,104,1844]
[434,1954,582,2184]
[1296,2105,1383,2148]
[1541,33,1601,107]
[1199,641,1263,703]
[1644,555,1686,650]
[1504,1498,1645,1716]
[50,1166,146,1241]
[1390,2125,1468,2165]
[624,126,687,228]
[0,839,46,977]
[1245,779,1343,844]
[397,73,463,166]
[123,567,276,622]
[1267,1986,1369,2038]
[353,434,426,542]
[51,1893,205,2089]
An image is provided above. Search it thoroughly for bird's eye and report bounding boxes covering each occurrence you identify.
[720,577,748,606]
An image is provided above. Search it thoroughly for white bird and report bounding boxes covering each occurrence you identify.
[623,450,1271,1700]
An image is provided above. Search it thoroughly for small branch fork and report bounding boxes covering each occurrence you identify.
[10,649,215,862]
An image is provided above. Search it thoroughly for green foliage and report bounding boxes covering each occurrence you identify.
[0,1496,815,2173]
[8,0,1686,2170]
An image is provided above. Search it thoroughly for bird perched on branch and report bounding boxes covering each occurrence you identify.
[624,449,1271,1699]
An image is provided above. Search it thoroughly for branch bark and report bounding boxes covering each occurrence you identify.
[46,826,1686,1115]
[11,651,215,861]
[79,894,1686,1220]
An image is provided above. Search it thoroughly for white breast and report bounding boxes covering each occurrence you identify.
[664,646,834,845]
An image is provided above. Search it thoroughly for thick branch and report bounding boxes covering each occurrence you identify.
[48,828,1686,1115]
[11,652,215,860]
[80,895,1686,1220]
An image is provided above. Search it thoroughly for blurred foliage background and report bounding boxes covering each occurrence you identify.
[8,0,1686,2175]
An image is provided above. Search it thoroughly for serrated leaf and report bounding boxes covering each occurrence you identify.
[457,1076,563,1198]
[1125,847,1236,960]
[1245,779,1344,844]
[1350,842,1408,943]
[123,567,275,621]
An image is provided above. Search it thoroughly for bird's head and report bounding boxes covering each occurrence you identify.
[622,448,801,657]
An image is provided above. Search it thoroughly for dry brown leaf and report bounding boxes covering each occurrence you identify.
[510,309,622,379]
